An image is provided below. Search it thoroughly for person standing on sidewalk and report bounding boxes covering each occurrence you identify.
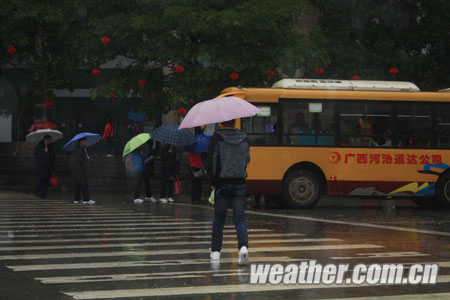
[102,118,114,157]
[188,151,204,204]
[33,135,55,199]
[206,119,250,265]
[131,144,156,204]
[159,143,177,203]
[71,137,94,204]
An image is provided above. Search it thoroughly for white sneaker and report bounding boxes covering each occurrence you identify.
[167,197,175,203]
[82,200,95,204]
[134,198,144,204]
[210,251,221,260]
[159,198,168,203]
[145,196,156,202]
[73,200,79,204]
[238,246,249,265]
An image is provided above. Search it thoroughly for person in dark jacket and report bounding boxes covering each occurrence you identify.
[71,137,94,204]
[206,119,250,265]
[33,135,55,198]
[159,143,177,203]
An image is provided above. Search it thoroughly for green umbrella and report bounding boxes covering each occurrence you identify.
[123,133,151,157]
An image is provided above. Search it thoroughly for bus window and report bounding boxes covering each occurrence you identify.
[340,101,392,147]
[396,103,432,148]
[241,105,278,146]
[282,100,335,146]
[436,103,450,149]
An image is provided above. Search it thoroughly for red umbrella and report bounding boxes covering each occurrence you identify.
[29,121,57,132]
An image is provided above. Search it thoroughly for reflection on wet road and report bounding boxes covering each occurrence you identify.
[0,192,449,299]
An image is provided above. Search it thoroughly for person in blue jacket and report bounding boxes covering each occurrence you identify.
[132,146,153,204]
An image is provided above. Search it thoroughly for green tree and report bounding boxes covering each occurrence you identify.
[0,0,87,117]
[312,0,450,90]
[82,0,325,118]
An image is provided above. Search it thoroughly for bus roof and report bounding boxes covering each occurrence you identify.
[272,79,420,92]
[221,79,450,103]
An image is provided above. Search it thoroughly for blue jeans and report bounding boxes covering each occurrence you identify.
[211,183,248,252]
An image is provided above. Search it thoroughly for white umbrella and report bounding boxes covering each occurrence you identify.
[25,129,63,144]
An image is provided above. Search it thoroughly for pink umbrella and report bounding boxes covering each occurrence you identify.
[179,96,260,129]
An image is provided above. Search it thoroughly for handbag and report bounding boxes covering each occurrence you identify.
[49,177,59,187]
[174,175,181,195]
[208,190,215,205]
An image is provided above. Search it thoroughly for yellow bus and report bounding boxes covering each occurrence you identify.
[221,79,450,208]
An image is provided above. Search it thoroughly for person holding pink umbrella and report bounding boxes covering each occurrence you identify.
[180,95,258,265]
[206,118,250,265]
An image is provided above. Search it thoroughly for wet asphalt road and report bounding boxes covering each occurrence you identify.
[0,191,449,300]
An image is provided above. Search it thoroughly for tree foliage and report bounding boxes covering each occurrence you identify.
[82,0,316,116]
[312,0,450,90]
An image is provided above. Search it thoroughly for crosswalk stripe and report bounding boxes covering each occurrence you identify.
[36,269,244,284]
[0,220,205,229]
[0,228,271,239]
[10,260,450,272]
[63,276,450,299]
[0,212,155,217]
[0,216,173,224]
[331,251,430,260]
[0,209,143,213]
[0,238,341,251]
[8,256,295,271]
[0,225,238,234]
[0,244,383,260]
[0,233,303,244]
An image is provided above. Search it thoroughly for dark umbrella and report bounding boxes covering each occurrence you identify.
[128,111,148,122]
[184,134,211,153]
[63,132,101,151]
[151,124,195,145]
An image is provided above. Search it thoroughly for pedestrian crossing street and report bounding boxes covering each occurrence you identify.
[0,192,449,300]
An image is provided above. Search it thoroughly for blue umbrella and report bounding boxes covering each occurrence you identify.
[151,124,195,146]
[184,134,211,153]
[128,111,148,122]
[63,132,101,151]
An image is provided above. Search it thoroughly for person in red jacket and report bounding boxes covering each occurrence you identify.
[102,118,114,157]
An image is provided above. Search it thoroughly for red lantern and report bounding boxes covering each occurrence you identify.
[109,93,117,99]
[7,46,16,55]
[138,79,146,87]
[92,68,101,76]
[266,69,275,79]
[389,68,399,75]
[175,65,184,73]
[352,75,360,80]
[100,36,111,45]
[230,72,239,81]
[177,107,187,116]
[44,100,54,108]
[315,67,325,75]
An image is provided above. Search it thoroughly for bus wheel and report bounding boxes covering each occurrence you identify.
[437,172,450,208]
[283,169,320,208]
